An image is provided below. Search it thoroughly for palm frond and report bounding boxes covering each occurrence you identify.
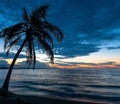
[48,25,63,42]
[34,29,54,48]
[5,36,21,56]
[37,35,54,64]
[0,5,63,69]
[23,8,29,23]
[30,5,49,20]
[41,21,64,41]
[30,17,42,28]
[40,30,54,48]
[1,23,25,41]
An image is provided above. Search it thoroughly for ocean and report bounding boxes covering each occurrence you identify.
[0,68,120,104]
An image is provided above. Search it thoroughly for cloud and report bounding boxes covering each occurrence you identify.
[0,60,9,67]
[55,62,97,66]
[55,61,117,66]
[0,0,58,28]
[54,61,120,68]
[99,62,116,65]
[48,0,120,57]
[54,43,100,57]
[107,46,120,50]
[0,0,120,58]
[16,60,49,68]
[0,52,26,59]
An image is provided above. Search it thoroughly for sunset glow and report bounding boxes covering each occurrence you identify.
[0,0,120,69]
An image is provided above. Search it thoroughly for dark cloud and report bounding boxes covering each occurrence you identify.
[54,43,100,57]
[56,62,97,66]
[0,52,26,59]
[0,60,9,67]
[0,0,120,58]
[56,61,118,67]
[48,0,120,57]
[0,0,59,28]
[16,60,49,68]
[99,62,116,65]
[107,46,120,50]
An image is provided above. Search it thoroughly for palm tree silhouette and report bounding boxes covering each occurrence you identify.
[0,5,63,91]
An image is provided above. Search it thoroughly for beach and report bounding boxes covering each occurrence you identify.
[0,68,120,104]
[21,94,111,104]
[0,93,104,104]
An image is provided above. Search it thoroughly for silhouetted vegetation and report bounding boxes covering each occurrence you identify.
[0,5,63,91]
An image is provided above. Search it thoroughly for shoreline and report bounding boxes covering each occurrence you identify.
[0,93,106,104]
[18,94,105,104]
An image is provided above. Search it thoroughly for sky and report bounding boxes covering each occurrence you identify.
[0,0,120,69]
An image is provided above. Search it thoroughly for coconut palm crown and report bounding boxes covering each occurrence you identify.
[0,5,63,90]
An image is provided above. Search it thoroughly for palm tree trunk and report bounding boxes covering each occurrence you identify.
[2,38,27,91]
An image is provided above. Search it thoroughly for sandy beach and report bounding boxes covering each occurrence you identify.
[19,95,101,104]
[0,93,102,104]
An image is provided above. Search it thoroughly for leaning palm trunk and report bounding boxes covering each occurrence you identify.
[2,38,27,90]
[0,5,63,91]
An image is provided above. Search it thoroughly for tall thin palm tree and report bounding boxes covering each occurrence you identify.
[0,5,63,91]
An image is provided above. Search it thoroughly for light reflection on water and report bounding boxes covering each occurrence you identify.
[0,68,120,103]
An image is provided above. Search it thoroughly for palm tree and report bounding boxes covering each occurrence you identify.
[0,5,63,91]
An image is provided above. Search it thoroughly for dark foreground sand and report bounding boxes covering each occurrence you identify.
[19,95,90,104]
[0,94,106,104]
[19,94,109,104]
[0,89,105,104]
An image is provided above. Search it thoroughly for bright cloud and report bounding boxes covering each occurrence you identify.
[0,0,120,68]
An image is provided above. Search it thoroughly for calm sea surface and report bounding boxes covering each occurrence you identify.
[0,68,120,103]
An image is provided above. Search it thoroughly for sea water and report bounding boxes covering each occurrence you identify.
[0,68,120,103]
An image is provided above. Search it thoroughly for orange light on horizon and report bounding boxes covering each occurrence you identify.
[5,58,26,65]
[5,56,120,69]
[50,64,120,69]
